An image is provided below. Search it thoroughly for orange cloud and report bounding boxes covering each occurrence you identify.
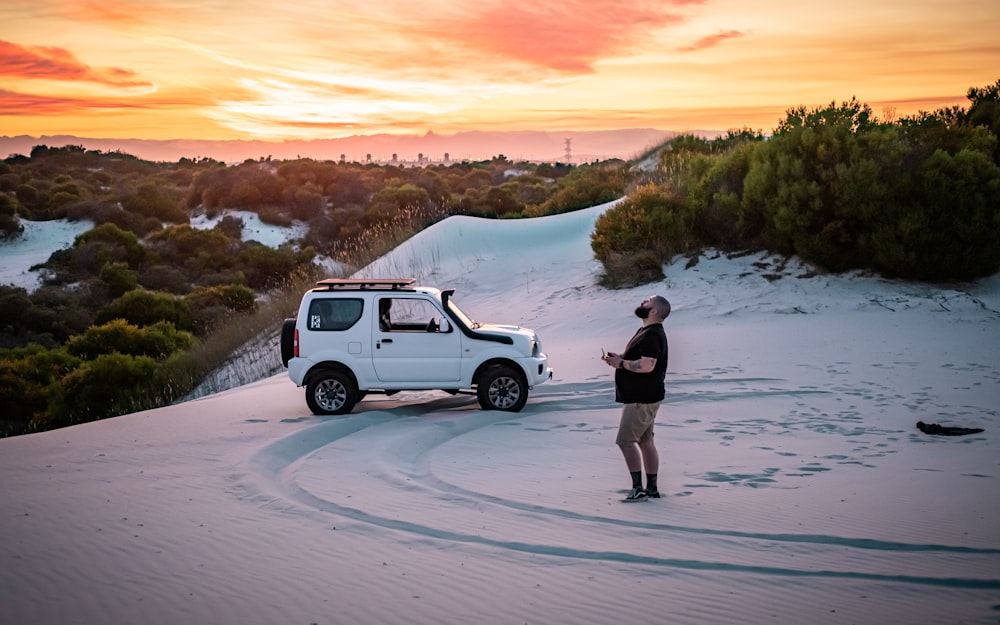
[0,88,109,115]
[67,0,151,25]
[677,29,746,52]
[0,85,210,116]
[403,1,695,73]
[0,40,152,88]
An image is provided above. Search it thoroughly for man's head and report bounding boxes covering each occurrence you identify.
[634,295,671,322]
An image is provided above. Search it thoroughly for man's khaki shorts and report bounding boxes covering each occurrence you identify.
[616,402,661,444]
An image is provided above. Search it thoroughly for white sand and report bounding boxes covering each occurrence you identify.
[189,210,310,248]
[0,218,93,291]
[2,201,998,625]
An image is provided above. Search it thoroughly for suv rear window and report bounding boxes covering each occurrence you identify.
[307,298,363,331]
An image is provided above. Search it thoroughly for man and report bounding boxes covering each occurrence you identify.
[602,295,670,502]
[378,298,392,331]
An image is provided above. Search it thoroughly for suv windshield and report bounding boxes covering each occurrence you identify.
[446,297,479,329]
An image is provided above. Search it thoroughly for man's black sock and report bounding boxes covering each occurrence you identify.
[630,471,643,490]
[646,473,658,492]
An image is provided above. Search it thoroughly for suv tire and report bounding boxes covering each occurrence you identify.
[280,318,296,367]
[477,364,528,412]
[305,369,359,415]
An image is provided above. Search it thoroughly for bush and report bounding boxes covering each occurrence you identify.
[965,78,1000,163]
[737,97,1000,279]
[0,346,79,435]
[591,184,690,265]
[532,164,626,215]
[65,319,194,360]
[146,224,236,272]
[120,181,186,223]
[15,285,96,345]
[597,250,665,288]
[239,242,312,290]
[185,284,258,334]
[98,261,139,298]
[0,194,21,240]
[742,99,899,271]
[286,183,324,219]
[53,223,147,279]
[872,147,1000,280]
[96,289,193,331]
[367,183,432,221]
[52,353,161,426]
[0,286,32,335]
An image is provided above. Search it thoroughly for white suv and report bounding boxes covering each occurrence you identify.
[280,278,553,414]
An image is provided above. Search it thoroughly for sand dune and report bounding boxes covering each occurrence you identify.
[2,201,998,625]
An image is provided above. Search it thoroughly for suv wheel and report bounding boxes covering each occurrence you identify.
[279,318,296,367]
[477,364,528,412]
[305,369,359,415]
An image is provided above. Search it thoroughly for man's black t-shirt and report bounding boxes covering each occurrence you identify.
[614,323,668,404]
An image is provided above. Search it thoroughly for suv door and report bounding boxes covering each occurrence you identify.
[372,295,462,383]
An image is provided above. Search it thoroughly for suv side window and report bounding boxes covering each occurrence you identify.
[307,298,363,331]
[378,297,445,332]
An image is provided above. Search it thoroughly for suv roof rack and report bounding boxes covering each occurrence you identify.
[314,278,416,291]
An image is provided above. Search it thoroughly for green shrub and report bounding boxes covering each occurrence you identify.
[138,264,189,294]
[185,284,258,334]
[120,181,186,223]
[59,223,147,277]
[14,286,95,345]
[96,289,193,331]
[0,346,79,435]
[367,183,432,221]
[597,250,665,288]
[965,78,1000,162]
[0,212,22,241]
[146,225,236,273]
[532,164,626,215]
[591,184,690,265]
[742,99,901,271]
[65,319,194,360]
[53,353,161,426]
[239,243,313,290]
[872,147,1000,280]
[683,141,761,247]
[98,261,139,298]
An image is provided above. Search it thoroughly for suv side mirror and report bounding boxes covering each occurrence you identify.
[438,318,451,332]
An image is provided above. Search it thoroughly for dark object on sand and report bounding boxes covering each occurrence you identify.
[917,421,985,436]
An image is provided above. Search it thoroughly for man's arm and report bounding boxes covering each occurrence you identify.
[603,350,657,373]
[620,355,657,373]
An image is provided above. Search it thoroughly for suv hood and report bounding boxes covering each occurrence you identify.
[474,324,540,352]
[477,323,532,337]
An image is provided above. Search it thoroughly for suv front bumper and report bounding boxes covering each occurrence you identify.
[523,356,553,387]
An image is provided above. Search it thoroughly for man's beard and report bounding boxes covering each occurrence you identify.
[634,306,650,319]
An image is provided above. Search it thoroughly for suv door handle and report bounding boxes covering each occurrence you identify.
[380,339,393,343]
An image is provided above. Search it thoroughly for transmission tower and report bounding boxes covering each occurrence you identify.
[564,138,572,163]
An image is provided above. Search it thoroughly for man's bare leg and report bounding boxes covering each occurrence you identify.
[639,439,658,475]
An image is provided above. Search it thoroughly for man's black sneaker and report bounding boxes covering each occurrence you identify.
[623,488,648,502]
[645,489,661,499]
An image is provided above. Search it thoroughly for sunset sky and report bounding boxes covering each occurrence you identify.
[2,0,999,141]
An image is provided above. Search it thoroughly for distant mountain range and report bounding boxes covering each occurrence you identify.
[0,128,706,164]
